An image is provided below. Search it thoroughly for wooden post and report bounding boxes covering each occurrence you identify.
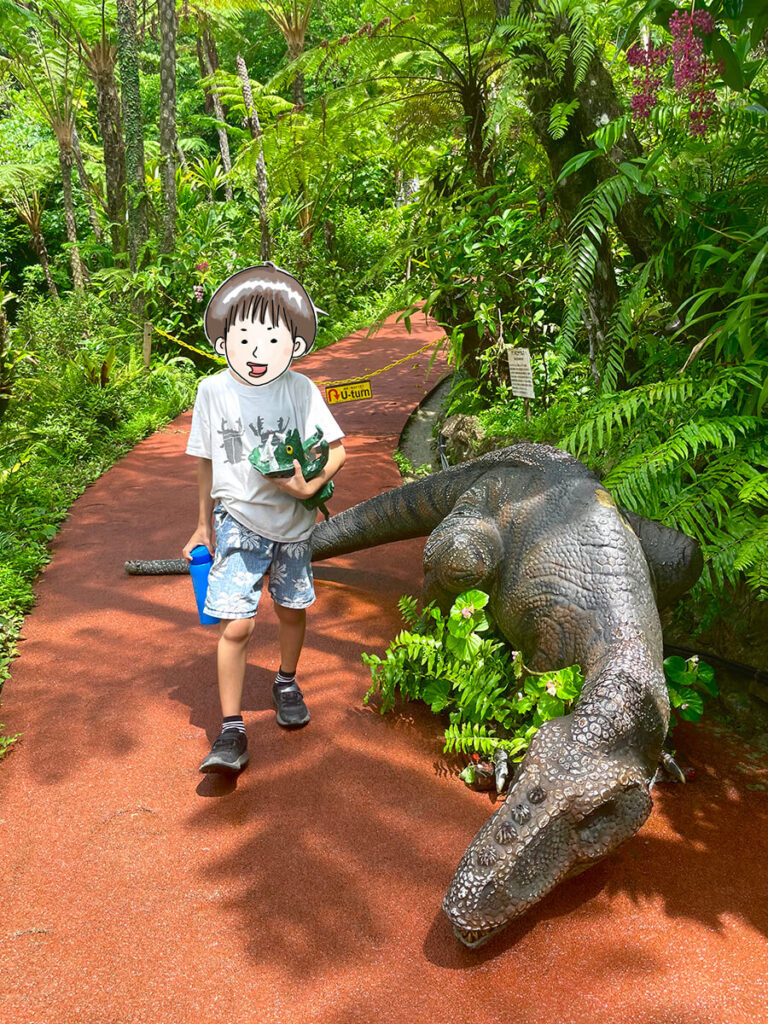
[142,321,152,369]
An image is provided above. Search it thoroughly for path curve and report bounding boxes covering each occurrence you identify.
[1,315,767,1024]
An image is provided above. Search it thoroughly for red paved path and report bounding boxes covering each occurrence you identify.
[1,315,767,1024]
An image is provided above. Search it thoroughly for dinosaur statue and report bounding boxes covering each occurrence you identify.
[309,443,702,948]
[123,441,702,948]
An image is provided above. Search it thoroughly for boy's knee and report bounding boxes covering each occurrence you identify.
[220,617,255,643]
[274,604,306,625]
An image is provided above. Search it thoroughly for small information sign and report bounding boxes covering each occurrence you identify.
[325,379,373,404]
[507,347,535,399]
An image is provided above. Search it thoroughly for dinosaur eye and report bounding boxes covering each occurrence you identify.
[285,445,293,455]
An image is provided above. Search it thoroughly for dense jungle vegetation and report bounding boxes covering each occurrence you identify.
[0,0,766,721]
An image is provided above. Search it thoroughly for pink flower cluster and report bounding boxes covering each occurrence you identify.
[193,284,204,302]
[627,8,720,136]
[627,42,670,120]
[669,8,718,136]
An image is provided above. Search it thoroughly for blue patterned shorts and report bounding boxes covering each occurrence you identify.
[204,504,315,619]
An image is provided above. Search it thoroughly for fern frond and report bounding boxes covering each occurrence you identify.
[548,98,579,140]
[734,519,768,594]
[739,471,768,508]
[562,377,695,455]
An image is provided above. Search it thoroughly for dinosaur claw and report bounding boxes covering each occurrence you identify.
[494,749,510,794]
[659,751,686,784]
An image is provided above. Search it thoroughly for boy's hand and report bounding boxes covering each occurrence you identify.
[183,526,215,561]
[271,460,321,500]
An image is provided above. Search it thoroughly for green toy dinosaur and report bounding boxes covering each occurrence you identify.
[249,425,334,519]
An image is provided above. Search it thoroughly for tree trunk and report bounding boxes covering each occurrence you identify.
[522,23,621,354]
[288,39,305,106]
[196,34,215,116]
[461,80,494,188]
[117,0,149,271]
[237,53,271,259]
[91,59,127,255]
[30,231,59,297]
[503,4,685,313]
[200,28,234,202]
[56,141,86,292]
[71,127,105,243]
[570,49,690,311]
[158,0,178,254]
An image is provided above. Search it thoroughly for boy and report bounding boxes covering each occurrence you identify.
[183,263,346,774]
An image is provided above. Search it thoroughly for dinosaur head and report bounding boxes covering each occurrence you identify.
[442,716,654,948]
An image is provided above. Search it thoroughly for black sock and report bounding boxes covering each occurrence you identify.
[275,668,296,687]
[222,714,245,734]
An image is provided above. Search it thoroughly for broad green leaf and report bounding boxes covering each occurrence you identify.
[712,33,745,91]
[423,678,452,712]
[619,162,642,185]
[664,656,689,683]
[678,691,705,720]
[557,149,599,183]
[696,662,718,697]
[537,693,565,720]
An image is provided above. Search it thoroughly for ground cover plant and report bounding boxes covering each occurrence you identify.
[362,589,717,778]
[363,590,585,762]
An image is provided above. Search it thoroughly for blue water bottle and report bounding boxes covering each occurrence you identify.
[189,545,220,625]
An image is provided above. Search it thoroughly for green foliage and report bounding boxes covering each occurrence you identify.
[0,721,20,760]
[406,166,564,382]
[362,590,585,759]
[270,200,408,348]
[664,654,718,725]
[560,358,768,596]
[0,291,198,692]
[363,589,719,763]
[391,449,431,479]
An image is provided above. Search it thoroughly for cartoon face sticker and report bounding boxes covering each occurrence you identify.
[204,263,318,387]
[214,311,307,387]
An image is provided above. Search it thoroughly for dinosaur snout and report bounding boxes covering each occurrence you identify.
[443,723,655,947]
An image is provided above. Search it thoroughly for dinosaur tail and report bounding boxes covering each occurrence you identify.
[125,558,190,575]
[311,467,474,561]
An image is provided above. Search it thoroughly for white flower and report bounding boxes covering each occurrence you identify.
[270,564,288,586]
[293,577,311,593]
[282,541,309,560]
[546,680,557,696]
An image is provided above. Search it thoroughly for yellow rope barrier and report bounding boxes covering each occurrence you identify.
[152,324,226,364]
[150,325,441,388]
[316,339,441,388]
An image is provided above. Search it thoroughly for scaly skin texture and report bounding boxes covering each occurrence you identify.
[311,443,702,947]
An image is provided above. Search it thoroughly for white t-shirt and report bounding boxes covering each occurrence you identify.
[186,369,344,542]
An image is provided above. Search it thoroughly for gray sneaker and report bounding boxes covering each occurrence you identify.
[199,729,250,774]
[272,681,311,728]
